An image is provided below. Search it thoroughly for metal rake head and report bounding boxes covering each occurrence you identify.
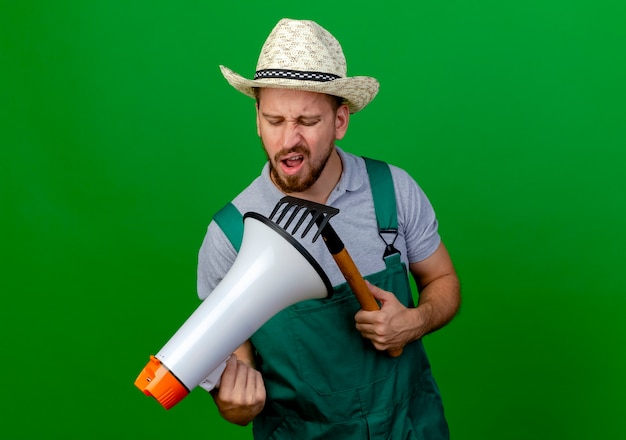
[269,196,340,243]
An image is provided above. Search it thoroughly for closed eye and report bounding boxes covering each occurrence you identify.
[265,118,284,126]
[299,118,320,126]
[261,114,321,126]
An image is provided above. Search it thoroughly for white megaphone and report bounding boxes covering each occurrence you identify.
[134,211,332,410]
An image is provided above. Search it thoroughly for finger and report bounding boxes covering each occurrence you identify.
[246,366,265,403]
[365,280,393,301]
[219,356,248,403]
[364,279,387,294]
[370,287,393,302]
[254,371,266,401]
[219,355,238,389]
[230,359,253,394]
[364,279,379,294]
[354,309,378,326]
[226,362,263,408]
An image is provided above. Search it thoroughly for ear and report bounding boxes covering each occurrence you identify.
[334,104,350,140]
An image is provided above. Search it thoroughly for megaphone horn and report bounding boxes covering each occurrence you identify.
[135,210,333,409]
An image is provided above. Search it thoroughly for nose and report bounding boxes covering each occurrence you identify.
[280,122,303,149]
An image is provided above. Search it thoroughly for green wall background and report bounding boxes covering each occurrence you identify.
[2,1,624,438]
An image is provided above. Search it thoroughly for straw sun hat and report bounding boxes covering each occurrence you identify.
[220,18,379,113]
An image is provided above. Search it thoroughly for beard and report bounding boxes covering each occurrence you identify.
[265,143,334,194]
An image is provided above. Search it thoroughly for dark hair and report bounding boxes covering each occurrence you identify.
[253,87,345,111]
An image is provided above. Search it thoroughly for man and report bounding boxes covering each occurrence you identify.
[198,18,461,439]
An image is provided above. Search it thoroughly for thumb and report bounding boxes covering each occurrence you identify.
[365,280,392,302]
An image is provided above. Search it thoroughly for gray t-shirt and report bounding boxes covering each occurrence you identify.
[197,147,440,300]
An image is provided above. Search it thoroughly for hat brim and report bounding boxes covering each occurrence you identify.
[220,65,379,113]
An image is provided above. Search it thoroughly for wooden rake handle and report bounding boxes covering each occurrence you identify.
[269,196,403,358]
[331,248,403,358]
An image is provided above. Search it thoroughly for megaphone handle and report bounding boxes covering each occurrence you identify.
[331,248,403,358]
[198,356,230,392]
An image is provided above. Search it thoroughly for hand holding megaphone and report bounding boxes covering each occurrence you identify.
[135,196,401,410]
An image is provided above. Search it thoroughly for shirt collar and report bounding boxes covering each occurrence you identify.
[326,146,366,205]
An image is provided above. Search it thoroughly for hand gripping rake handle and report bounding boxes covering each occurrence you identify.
[270,196,402,357]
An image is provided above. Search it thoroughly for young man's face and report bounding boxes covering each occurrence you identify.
[256,88,349,194]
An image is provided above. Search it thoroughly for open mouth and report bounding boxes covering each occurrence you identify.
[280,154,304,174]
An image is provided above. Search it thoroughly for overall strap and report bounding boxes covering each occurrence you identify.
[362,157,401,266]
[212,202,243,252]
[213,158,400,264]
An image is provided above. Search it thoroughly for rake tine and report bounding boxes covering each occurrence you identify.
[284,205,307,233]
[272,202,295,226]
[300,210,325,241]
[269,196,340,243]
[290,206,311,235]
[312,214,333,242]
[269,200,287,221]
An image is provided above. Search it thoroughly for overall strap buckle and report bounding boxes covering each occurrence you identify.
[379,228,400,260]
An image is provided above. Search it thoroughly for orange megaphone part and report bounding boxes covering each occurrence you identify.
[134,355,189,410]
